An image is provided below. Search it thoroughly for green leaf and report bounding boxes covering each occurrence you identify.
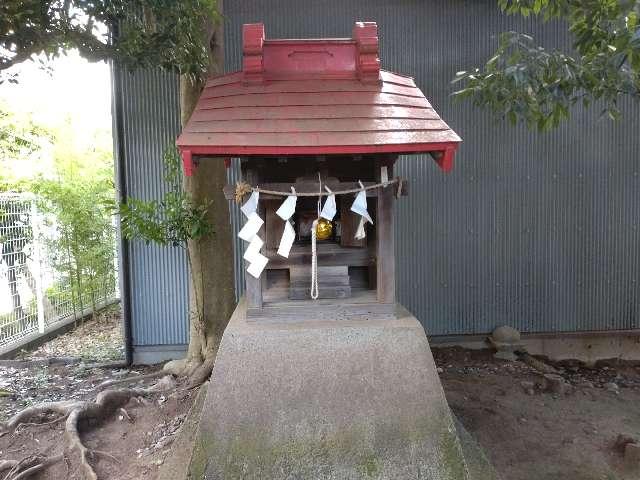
[114,145,213,248]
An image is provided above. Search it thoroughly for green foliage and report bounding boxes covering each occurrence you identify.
[0,104,50,158]
[45,281,71,313]
[34,172,116,314]
[21,111,118,315]
[0,103,113,190]
[112,146,212,248]
[0,104,116,320]
[1,0,218,82]
[0,102,53,190]
[453,0,640,130]
[110,147,212,325]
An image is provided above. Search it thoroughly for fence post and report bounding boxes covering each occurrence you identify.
[31,200,46,334]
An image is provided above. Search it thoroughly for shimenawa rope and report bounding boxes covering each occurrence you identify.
[234,178,398,202]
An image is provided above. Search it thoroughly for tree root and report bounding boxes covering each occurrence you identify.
[94,371,166,392]
[118,407,133,423]
[0,460,19,472]
[162,358,191,377]
[14,413,69,434]
[0,375,176,480]
[519,352,559,374]
[164,355,215,388]
[186,356,215,389]
[0,400,82,438]
[2,454,64,480]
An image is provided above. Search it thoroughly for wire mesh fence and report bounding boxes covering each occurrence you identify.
[0,193,118,349]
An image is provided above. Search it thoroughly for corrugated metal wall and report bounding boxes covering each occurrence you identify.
[226,158,246,301]
[223,0,640,335]
[116,0,640,350]
[113,66,190,348]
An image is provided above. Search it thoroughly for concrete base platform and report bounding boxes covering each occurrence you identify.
[188,299,476,479]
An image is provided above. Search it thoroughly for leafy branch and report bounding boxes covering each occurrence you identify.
[112,146,212,247]
[109,146,213,325]
[0,103,51,158]
[453,0,640,130]
[1,0,218,83]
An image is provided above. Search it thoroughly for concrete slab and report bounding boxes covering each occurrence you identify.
[188,298,471,479]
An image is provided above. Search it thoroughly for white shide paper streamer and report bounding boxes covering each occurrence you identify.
[243,235,264,262]
[246,252,269,279]
[320,186,336,221]
[276,187,297,221]
[238,212,264,242]
[350,180,373,239]
[354,217,367,240]
[240,191,259,218]
[238,192,268,278]
[277,220,296,258]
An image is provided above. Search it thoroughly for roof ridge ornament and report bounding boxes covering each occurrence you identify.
[353,22,380,83]
[242,23,265,84]
[242,22,381,84]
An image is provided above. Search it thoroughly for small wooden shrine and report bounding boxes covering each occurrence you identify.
[177,21,460,321]
[175,23,472,480]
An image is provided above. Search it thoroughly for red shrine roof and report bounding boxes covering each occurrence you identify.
[177,22,461,175]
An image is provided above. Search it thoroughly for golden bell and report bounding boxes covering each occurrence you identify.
[315,218,333,240]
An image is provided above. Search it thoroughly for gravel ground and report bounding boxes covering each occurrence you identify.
[21,304,125,362]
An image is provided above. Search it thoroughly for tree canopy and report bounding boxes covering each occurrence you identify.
[3,1,638,129]
[0,102,50,161]
[454,0,640,130]
[1,0,216,83]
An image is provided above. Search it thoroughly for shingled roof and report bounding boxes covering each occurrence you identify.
[177,22,461,175]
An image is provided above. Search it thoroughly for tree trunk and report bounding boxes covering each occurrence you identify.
[165,1,236,384]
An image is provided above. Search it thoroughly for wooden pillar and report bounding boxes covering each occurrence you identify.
[244,167,263,309]
[375,157,395,304]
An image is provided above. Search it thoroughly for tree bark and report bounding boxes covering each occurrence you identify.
[165,1,236,384]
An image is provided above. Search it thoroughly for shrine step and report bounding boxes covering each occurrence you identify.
[288,285,352,300]
[289,276,351,287]
[246,299,396,322]
[289,265,351,300]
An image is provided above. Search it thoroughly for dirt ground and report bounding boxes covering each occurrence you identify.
[0,312,199,480]
[0,363,197,479]
[2,314,640,479]
[434,346,640,480]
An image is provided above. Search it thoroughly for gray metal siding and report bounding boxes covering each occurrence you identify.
[223,0,640,335]
[116,0,640,346]
[114,67,190,346]
[226,159,246,300]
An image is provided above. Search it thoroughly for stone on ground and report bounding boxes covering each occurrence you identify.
[490,326,521,344]
[488,326,523,362]
[542,373,567,395]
